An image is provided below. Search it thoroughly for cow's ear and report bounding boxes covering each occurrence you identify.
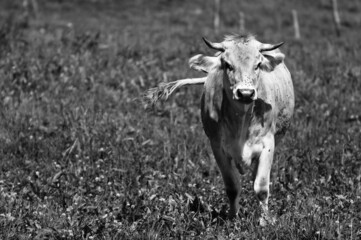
[260,52,285,72]
[189,54,220,73]
[204,68,223,122]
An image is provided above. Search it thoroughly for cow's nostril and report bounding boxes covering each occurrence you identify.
[249,89,255,98]
[236,89,243,99]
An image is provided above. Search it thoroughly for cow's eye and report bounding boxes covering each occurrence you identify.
[255,62,261,70]
[224,62,234,71]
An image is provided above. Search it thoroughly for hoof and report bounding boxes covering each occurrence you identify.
[259,214,276,227]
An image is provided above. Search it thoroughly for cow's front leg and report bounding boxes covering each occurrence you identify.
[253,133,275,226]
[210,142,241,219]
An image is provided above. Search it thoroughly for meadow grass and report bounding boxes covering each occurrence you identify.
[0,0,361,239]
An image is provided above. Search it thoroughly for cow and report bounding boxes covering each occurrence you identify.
[144,33,295,225]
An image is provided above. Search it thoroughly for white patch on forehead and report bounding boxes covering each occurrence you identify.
[225,43,258,66]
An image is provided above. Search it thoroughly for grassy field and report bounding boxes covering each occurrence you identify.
[0,0,361,239]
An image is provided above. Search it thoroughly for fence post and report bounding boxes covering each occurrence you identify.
[292,9,301,39]
[332,0,341,36]
[23,0,39,18]
[214,0,220,34]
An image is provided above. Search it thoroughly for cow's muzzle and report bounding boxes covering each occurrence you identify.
[233,88,257,102]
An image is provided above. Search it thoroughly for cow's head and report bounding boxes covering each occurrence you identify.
[190,34,285,106]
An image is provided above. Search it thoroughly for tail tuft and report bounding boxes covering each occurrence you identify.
[142,81,180,106]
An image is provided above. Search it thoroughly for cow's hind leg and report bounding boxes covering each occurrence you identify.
[211,142,241,219]
[254,133,275,226]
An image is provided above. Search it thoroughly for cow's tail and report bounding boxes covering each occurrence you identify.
[143,77,206,106]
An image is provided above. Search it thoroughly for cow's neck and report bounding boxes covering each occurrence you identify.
[221,92,255,136]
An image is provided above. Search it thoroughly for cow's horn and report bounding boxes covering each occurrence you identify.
[202,37,225,52]
[260,42,284,52]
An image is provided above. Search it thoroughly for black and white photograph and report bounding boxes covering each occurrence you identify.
[0,0,360,239]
